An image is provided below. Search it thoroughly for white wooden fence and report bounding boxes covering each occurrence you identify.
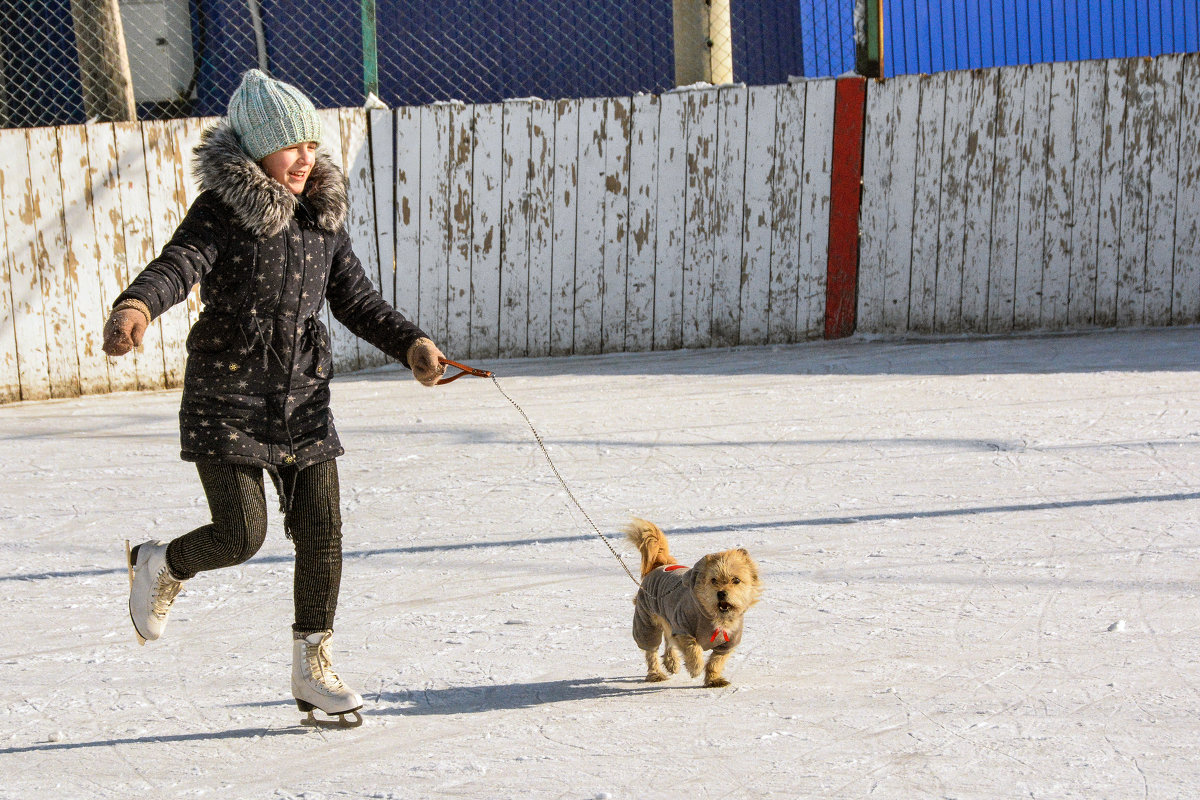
[858,53,1200,334]
[0,108,382,403]
[0,82,838,403]
[2,52,1196,405]
[379,84,836,362]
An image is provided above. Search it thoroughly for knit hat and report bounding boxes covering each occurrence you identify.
[227,69,322,161]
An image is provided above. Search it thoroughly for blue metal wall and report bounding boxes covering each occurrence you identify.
[885,0,1200,76]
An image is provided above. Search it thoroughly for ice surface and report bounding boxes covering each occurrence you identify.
[2,329,1199,798]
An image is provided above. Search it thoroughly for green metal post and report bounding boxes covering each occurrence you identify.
[361,0,379,100]
[855,0,884,78]
[867,0,884,78]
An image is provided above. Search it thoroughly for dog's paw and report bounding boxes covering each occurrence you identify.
[663,651,680,674]
[646,670,670,683]
[703,677,731,688]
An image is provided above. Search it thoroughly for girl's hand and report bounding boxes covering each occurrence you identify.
[406,337,447,386]
[102,308,148,357]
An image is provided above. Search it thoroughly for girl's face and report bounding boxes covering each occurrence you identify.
[260,141,318,194]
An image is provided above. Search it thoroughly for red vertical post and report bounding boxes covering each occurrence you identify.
[824,77,868,340]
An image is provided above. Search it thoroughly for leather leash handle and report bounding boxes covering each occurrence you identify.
[436,356,494,385]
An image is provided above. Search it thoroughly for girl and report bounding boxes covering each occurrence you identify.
[102,70,444,726]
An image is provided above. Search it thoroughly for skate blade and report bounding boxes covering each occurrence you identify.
[301,709,363,729]
[125,540,146,646]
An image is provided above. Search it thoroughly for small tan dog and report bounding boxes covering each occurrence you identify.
[625,518,762,687]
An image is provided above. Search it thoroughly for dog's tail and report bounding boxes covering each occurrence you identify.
[623,518,677,577]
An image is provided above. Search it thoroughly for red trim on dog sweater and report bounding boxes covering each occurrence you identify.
[663,565,687,572]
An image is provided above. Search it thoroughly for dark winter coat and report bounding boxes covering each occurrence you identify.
[632,564,743,654]
[115,123,427,474]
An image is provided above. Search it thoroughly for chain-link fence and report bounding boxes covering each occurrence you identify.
[1,0,857,130]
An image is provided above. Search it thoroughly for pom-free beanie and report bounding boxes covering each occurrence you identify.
[227,69,322,161]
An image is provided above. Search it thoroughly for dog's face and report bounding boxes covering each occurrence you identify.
[691,548,762,622]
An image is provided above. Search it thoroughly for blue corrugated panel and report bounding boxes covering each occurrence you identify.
[885,0,1200,76]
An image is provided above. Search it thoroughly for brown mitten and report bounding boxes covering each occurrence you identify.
[406,337,446,387]
[102,301,151,357]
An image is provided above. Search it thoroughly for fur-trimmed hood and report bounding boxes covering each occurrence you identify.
[192,122,348,238]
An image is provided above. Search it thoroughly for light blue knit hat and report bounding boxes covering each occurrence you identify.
[227,69,322,161]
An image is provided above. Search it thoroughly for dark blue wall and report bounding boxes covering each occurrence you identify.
[193,0,810,111]
[2,0,86,127]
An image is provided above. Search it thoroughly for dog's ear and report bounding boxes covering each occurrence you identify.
[736,549,761,584]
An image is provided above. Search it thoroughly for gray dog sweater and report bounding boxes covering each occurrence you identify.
[632,563,744,654]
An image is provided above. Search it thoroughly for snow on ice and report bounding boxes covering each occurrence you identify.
[2,328,1199,798]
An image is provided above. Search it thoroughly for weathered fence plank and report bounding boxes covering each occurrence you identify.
[626,93,660,352]
[1095,59,1128,328]
[909,73,946,333]
[394,106,422,325]
[960,68,1000,331]
[934,69,973,333]
[600,97,631,354]
[858,77,892,333]
[882,74,920,333]
[526,100,557,358]
[549,99,579,357]
[739,85,776,346]
[798,79,835,337]
[500,100,532,358]
[768,82,805,343]
[574,98,606,355]
[711,85,747,347]
[1013,62,1050,330]
[56,125,108,395]
[653,90,686,351]
[444,104,474,360]
[470,103,503,359]
[682,89,718,348]
[1042,61,1078,329]
[84,124,136,392]
[27,125,81,397]
[341,108,386,368]
[0,129,54,400]
[369,108,396,316]
[987,66,1026,333]
[1068,60,1106,328]
[418,103,452,347]
[0,130,19,401]
[1117,57,1154,327]
[1174,54,1200,325]
[1145,54,1183,327]
[114,121,167,390]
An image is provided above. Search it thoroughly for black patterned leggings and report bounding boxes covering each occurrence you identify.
[164,460,342,634]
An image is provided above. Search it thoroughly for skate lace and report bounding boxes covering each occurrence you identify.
[150,568,182,620]
[306,637,347,695]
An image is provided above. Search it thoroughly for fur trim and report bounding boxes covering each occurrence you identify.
[192,122,348,238]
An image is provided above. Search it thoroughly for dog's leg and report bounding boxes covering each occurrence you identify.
[654,617,680,674]
[643,648,669,682]
[703,649,733,688]
[661,642,680,675]
[676,635,704,678]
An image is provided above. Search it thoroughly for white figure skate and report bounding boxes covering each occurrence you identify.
[126,539,184,645]
[292,630,364,728]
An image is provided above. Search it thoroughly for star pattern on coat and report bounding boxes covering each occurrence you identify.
[113,121,428,475]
